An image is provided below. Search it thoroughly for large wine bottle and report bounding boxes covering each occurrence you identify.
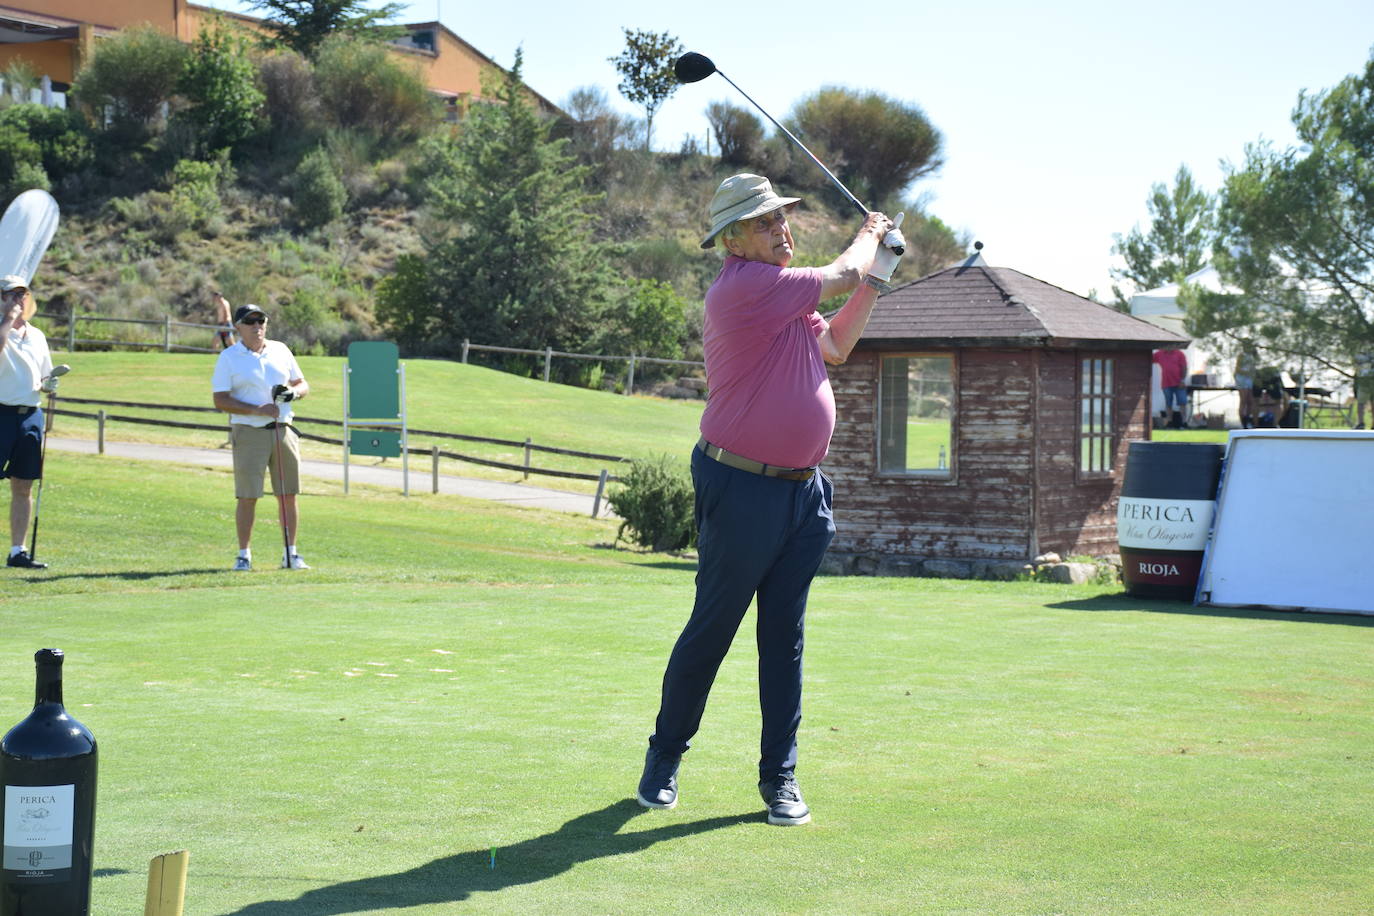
[2,649,98,916]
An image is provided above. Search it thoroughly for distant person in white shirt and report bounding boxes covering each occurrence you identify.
[211,305,311,571]
[0,275,55,570]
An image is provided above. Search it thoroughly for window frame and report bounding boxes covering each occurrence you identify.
[874,350,958,481]
[1077,354,1116,480]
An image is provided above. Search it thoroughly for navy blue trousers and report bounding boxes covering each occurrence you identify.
[649,447,835,778]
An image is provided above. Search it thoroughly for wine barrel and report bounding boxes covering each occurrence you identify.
[1118,441,1226,600]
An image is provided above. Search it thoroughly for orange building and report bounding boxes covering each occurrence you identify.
[0,1,561,117]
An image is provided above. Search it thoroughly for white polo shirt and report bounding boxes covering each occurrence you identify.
[211,340,304,427]
[0,323,52,408]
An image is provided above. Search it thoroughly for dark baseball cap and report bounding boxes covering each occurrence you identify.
[233,304,267,323]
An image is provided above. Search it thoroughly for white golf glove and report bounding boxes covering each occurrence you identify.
[869,212,906,283]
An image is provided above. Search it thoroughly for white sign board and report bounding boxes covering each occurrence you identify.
[1197,430,1374,615]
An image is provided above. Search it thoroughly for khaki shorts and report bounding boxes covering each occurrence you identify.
[231,424,301,499]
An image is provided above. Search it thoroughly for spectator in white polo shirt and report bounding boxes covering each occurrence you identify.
[211,304,311,571]
[0,275,53,569]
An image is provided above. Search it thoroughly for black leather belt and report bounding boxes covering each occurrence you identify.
[697,437,817,481]
[0,404,37,416]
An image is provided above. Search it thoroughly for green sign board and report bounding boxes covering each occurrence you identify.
[347,341,399,419]
[350,429,401,458]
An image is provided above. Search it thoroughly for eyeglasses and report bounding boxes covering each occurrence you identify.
[239,317,266,326]
[748,210,789,233]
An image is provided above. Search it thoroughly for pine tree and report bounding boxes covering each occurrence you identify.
[1109,164,1215,308]
[420,49,612,355]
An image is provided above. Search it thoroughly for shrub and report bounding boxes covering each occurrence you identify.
[257,49,319,143]
[0,104,92,181]
[2,59,38,103]
[71,26,188,138]
[0,125,41,187]
[608,454,695,551]
[787,87,943,205]
[603,277,686,360]
[375,252,437,351]
[4,160,49,197]
[291,146,345,227]
[167,157,226,230]
[175,20,265,156]
[706,101,763,165]
[312,35,434,150]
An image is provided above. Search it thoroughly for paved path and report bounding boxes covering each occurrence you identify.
[47,437,614,517]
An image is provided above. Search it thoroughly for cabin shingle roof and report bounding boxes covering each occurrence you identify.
[860,257,1189,349]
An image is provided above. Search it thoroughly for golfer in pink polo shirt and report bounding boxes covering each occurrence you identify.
[636,174,903,826]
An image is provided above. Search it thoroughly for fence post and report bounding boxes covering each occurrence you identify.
[592,468,609,518]
[461,339,469,364]
[431,445,439,494]
[543,347,552,383]
[97,409,105,454]
[163,315,171,352]
[626,355,636,396]
[523,437,531,480]
[68,309,76,351]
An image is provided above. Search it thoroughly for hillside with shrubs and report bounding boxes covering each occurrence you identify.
[1,20,965,385]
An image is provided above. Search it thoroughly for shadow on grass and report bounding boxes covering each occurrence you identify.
[1049,594,1374,627]
[590,543,698,572]
[220,799,757,915]
[10,568,224,584]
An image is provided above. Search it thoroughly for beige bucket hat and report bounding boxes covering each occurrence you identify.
[700,173,801,249]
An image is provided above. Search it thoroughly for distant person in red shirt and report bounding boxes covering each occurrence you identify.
[1153,348,1189,429]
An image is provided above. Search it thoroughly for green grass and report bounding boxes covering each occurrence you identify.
[49,352,706,492]
[3,455,1372,914]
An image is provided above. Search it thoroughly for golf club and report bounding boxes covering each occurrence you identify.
[271,421,292,569]
[676,51,904,255]
[29,363,70,562]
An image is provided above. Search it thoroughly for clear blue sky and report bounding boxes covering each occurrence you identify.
[211,0,1374,299]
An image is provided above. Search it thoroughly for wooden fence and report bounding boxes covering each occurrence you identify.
[459,340,703,395]
[51,397,629,485]
[37,311,226,354]
[34,312,705,395]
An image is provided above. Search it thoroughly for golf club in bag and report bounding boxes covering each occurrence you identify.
[29,363,70,562]
[675,51,905,255]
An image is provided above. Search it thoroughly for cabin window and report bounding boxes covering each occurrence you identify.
[878,354,954,476]
[1080,357,1115,474]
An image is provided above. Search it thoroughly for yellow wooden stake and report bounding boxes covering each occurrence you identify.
[144,849,189,916]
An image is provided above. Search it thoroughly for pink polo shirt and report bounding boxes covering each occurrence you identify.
[699,257,832,468]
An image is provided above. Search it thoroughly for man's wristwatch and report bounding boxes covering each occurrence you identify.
[864,275,891,293]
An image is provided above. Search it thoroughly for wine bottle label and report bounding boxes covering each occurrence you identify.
[3,784,75,876]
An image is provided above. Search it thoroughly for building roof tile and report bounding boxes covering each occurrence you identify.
[860,255,1190,349]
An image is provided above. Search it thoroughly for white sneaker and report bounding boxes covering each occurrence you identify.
[233,556,252,572]
[282,553,310,570]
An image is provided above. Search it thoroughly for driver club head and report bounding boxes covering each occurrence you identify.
[674,52,717,84]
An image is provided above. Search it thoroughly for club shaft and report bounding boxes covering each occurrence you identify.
[273,425,291,566]
[29,390,53,558]
[715,70,870,220]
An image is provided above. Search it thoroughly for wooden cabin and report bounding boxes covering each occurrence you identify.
[823,253,1189,578]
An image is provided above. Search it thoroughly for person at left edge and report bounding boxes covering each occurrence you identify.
[0,274,53,569]
[211,304,311,571]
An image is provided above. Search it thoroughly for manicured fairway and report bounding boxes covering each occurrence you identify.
[2,455,1371,914]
